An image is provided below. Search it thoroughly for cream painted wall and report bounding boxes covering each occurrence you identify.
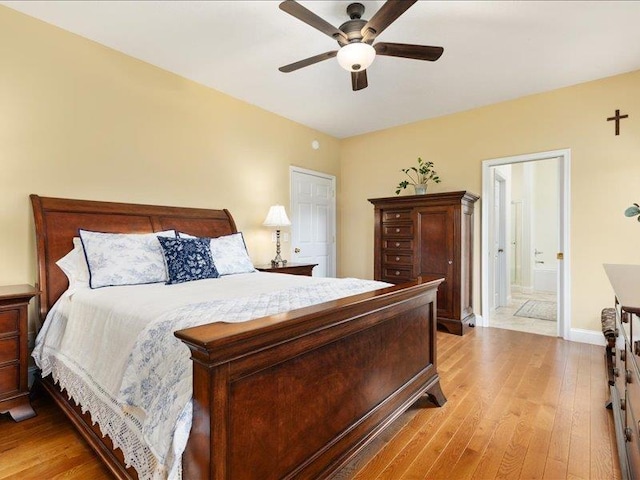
[3,5,640,337]
[0,5,340,325]
[340,69,640,332]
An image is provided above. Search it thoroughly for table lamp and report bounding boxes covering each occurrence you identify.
[263,205,291,267]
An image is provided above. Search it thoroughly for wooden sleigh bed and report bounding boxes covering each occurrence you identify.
[30,194,446,480]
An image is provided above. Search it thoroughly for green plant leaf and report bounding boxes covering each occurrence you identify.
[624,205,640,217]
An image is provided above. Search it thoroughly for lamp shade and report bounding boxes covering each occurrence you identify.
[263,205,291,227]
[336,42,376,72]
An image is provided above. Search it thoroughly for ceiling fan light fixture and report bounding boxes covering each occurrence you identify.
[337,42,375,72]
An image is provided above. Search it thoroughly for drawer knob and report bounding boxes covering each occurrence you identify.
[395,257,400,261]
[621,397,627,410]
[395,228,400,233]
[395,271,400,276]
[395,213,400,218]
[626,369,633,384]
[395,242,400,247]
[621,349,627,361]
[623,312,630,324]
[625,426,633,442]
[448,260,453,265]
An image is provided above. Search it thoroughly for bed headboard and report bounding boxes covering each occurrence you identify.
[30,194,238,322]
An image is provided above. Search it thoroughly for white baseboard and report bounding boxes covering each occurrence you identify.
[568,328,605,346]
[474,320,603,346]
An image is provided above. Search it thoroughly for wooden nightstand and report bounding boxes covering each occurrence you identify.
[255,263,318,277]
[0,284,38,422]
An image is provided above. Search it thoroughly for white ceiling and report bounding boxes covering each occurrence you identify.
[4,1,640,138]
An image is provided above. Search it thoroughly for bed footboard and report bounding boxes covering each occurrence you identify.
[176,278,445,480]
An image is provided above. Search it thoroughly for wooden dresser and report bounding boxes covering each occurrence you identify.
[0,284,37,421]
[369,191,479,335]
[604,264,640,479]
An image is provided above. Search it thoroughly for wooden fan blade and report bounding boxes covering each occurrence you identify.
[351,70,368,91]
[279,0,348,43]
[361,0,418,43]
[374,42,444,61]
[279,51,338,73]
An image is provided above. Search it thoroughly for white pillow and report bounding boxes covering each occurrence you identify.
[209,233,256,276]
[79,230,176,288]
[56,237,90,292]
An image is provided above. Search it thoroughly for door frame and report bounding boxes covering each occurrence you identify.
[289,166,337,277]
[480,149,571,340]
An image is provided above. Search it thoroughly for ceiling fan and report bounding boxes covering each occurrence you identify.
[278,0,444,91]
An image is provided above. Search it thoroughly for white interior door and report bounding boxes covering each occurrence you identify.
[510,201,523,286]
[492,173,508,309]
[290,167,336,277]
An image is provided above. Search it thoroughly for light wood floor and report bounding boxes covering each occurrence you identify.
[0,327,620,480]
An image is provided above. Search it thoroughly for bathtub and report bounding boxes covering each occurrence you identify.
[533,266,557,293]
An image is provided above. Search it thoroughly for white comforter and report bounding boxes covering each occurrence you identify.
[32,272,388,479]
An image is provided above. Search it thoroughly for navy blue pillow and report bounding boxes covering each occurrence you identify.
[157,236,219,284]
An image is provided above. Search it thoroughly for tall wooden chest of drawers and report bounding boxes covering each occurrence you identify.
[369,191,479,335]
[0,284,37,421]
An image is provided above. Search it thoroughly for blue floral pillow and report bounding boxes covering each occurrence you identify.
[157,237,219,284]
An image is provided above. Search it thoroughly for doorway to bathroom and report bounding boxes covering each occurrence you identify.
[481,149,571,339]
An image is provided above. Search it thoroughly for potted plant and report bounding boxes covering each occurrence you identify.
[625,203,640,221]
[395,157,441,195]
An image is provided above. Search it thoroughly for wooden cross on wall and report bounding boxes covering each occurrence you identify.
[607,109,629,136]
